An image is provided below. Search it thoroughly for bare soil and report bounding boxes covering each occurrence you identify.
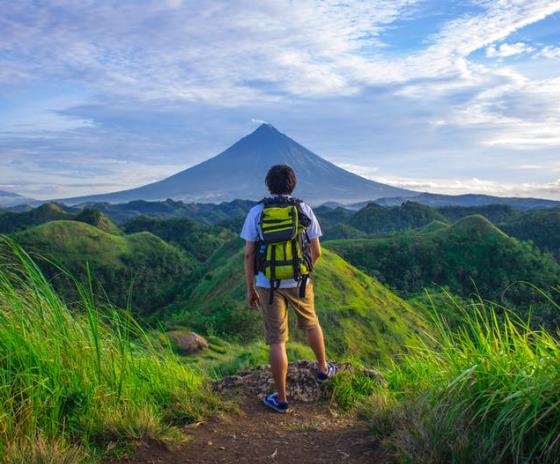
[107,394,386,464]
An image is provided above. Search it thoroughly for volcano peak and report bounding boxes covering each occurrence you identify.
[57,125,416,205]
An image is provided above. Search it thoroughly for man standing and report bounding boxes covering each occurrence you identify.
[240,164,337,413]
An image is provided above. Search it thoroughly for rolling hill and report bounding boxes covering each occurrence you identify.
[0,202,71,233]
[0,202,120,234]
[57,124,416,205]
[501,207,560,260]
[168,240,429,363]
[349,201,446,235]
[10,221,195,314]
[326,215,560,328]
[123,215,235,262]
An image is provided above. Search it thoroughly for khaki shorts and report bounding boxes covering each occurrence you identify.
[257,282,319,344]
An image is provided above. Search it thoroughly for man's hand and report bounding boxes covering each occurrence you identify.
[247,286,261,310]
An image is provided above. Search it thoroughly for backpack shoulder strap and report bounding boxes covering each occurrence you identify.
[261,196,303,206]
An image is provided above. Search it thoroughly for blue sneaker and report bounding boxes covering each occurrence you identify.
[316,361,338,383]
[262,392,289,414]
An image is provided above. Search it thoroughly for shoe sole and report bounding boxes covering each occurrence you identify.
[262,398,289,414]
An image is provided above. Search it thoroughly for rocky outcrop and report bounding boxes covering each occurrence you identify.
[166,331,208,354]
[214,360,386,402]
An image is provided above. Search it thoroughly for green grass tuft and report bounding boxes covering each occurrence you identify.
[370,296,560,463]
[0,236,220,462]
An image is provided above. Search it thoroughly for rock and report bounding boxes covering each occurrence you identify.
[361,368,387,385]
[166,330,208,354]
[214,360,383,402]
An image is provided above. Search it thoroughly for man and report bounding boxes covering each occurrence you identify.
[240,164,337,414]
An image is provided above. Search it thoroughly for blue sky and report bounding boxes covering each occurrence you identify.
[1,0,560,200]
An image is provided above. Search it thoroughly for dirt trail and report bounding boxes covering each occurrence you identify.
[107,362,387,464]
[108,394,385,464]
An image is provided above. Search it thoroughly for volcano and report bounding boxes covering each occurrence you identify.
[58,124,416,205]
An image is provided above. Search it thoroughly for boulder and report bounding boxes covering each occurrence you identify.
[166,330,208,354]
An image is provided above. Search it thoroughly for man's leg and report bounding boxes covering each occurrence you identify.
[269,342,288,402]
[257,288,289,403]
[284,283,329,375]
[306,325,328,374]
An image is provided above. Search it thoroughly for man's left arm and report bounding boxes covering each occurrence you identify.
[305,205,323,267]
[309,237,321,266]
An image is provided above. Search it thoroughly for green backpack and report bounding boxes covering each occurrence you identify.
[255,196,313,303]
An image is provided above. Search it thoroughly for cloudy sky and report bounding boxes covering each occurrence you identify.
[1,0,560,200]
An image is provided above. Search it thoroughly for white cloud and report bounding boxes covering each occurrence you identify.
[486,42,534,58]
[369,175,560,200]
[537,45,560,59]
[337,163,379,177]
[0,0,420,103]
[0,155,188,200]
[251,118,268,125]
[3,0,557,103]
[2,1,560,199]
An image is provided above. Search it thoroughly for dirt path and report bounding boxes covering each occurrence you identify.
[109,394,386,464]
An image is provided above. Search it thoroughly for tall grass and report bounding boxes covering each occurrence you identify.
[0,237,219,463]
[371,295,560,463]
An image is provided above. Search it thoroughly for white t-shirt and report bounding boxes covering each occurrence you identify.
[240,196,322,288]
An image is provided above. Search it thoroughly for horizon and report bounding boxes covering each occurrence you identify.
[1,1,560,201]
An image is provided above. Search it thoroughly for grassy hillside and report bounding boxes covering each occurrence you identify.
[123,215,234,262]
[0,202,122,234]
[501,207,560,260]
[0,238,218,462]
[326,215,560,329]
[369,299,560,463]
[349,201,447,235]
[313,206,364,240]
[415,219,449,234]
[10,221,195,314]
[74,208,121,234]
[169,240,429,364]
[437,204,519,224]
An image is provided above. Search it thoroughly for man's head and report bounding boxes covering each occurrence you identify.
[265,164,296,195]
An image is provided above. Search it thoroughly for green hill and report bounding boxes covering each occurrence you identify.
[437,204,519,224]
[123,215,234,262]
[326,215,560,328]
[10,220,196,314]
[314,206,359,239]
[170,240,428,363]
[0,202,73,233]
[501,207,560,260]
[0,202,123,235]
[415,220,449,234]
[349,201,447,235]
[73,208,121,234]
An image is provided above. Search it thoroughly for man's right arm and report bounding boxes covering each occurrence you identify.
[244,241,261,309]
[240,208,261,309]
